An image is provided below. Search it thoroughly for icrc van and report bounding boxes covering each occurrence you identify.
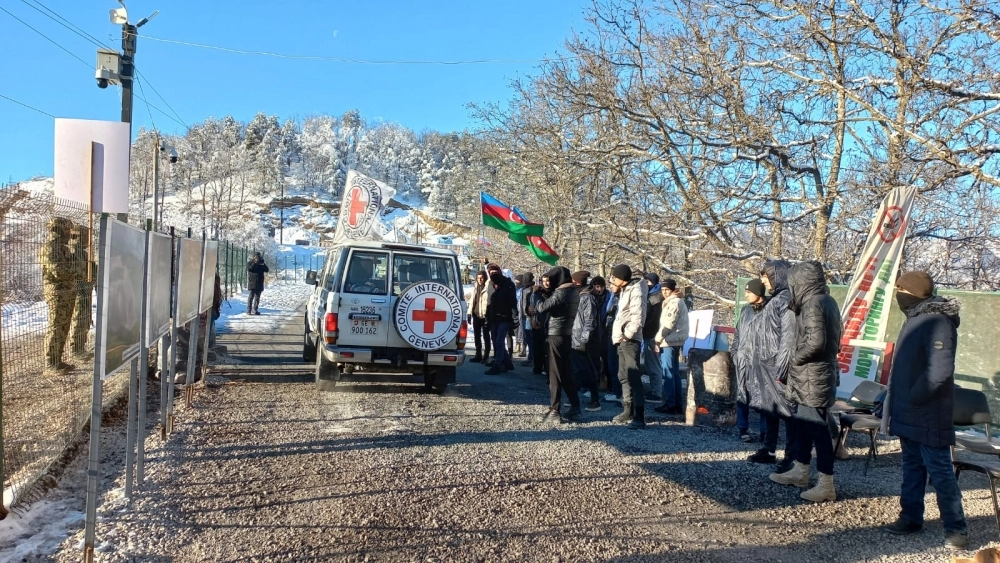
[303,241,468,393]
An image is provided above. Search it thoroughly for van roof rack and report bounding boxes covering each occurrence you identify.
[380,243,427,252]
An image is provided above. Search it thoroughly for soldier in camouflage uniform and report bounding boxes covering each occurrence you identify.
[70,225,95,355]
[41,217,79,371]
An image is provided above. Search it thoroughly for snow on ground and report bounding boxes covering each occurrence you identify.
[217,281,314,335]
[0,496,84,561]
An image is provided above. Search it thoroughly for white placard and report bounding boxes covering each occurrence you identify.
[683,309,716,356]
[54,118,131,213]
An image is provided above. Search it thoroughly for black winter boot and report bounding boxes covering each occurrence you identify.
[612,402,633,424]
[629,406,646,429]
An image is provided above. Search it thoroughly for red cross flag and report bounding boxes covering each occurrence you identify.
[332,170,397,243]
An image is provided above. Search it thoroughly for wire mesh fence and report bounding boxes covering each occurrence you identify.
[0,186,266,514]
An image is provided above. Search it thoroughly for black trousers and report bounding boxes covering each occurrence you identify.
[617,339,643,408]
[548,335,579,411]
[532,329,548,372]
[763,412,797,460]
[248,288,262,313]
[472,316,490,358]
[571,347,600,399]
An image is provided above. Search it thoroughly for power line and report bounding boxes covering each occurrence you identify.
[0,5,90,69]
[134,69,188,129]
[135,33,579,65]
[18,0,113,50]
[133,89,187,130]
[0,93,56,118]
[135,75,157,131]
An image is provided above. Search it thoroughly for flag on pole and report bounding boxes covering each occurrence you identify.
[511,207,559,265]
[481,192,544,238]
[836,186,917,396]
[333,170,396,244]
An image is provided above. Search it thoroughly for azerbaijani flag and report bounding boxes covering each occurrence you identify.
[512,206,559,265]
[481,192,544,238]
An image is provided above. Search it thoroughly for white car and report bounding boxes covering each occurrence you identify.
[304,241,468,393]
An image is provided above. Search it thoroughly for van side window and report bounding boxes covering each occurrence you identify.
[322,250,343,291]
[344,251,388,294]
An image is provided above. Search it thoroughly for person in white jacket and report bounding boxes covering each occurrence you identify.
[653,279,690,415]
[609,264,648,429]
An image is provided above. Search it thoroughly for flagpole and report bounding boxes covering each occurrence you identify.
[479,191,487,272]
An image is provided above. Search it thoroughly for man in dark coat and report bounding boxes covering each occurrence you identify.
[571,271,601,412]
[535,266,583,422]
[530,275,551,375]
[883,271,968,549]
[484,263,517,375]
[246,252,269,315]
[748,260,797,468]
[769,261,842,503]
[733,278,769,442]
[519,272,536,367]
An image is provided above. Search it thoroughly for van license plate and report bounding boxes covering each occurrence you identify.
[351,319,378,335]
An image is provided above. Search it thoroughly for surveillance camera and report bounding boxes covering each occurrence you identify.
[168,149,178,164]
[95,65,120,88]
[97,77,109,89]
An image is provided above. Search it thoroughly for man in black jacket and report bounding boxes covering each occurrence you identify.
[733,278,769,442]
[536,266,583,422]
[519,272,536,367]
[883,271,968,549]
[246,252,269,315]
[484,263,517,375]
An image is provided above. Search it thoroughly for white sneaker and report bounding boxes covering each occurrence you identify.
[604,394,621,402]
[582,391,591,399]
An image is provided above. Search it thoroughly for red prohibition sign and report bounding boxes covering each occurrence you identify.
[878,206,906,243]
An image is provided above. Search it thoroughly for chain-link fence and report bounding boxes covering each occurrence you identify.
[0,186,267,515]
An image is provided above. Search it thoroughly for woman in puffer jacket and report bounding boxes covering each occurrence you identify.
[769,261,842,503]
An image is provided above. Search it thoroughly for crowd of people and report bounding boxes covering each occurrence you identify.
[467,258,971,549]
[466,259,693,427]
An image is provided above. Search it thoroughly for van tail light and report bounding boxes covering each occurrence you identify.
[324,312,339,344]
[457,320,468,350]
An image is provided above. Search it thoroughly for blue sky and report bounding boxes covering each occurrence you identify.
[1,0,592,182]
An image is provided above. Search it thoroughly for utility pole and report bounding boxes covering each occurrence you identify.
[279,180,284,245]
[152,133,159,230]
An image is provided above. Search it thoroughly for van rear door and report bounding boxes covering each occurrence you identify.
[337,249,391,348]
[387,252,462,349]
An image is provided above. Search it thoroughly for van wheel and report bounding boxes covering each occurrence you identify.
[303,316,317,363]
[315,351,340,392]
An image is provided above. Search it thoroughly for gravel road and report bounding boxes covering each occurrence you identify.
[32,309,1000,562]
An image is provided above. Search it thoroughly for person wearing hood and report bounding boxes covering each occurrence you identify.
[609,264,649,429]
[519,272,536,367]
[484,263,517,375]
[467,270,492,363]
[535,266,583,422]
[570,271,602,412]
[514,274,525,357]
[733,278,769,442]
[593,276,621,402]
[641,272,666,404]
[769,261,842,503]
[747,259,798,470]
[882,272,968,549]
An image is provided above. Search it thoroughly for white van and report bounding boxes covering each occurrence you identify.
[304,241,467,392]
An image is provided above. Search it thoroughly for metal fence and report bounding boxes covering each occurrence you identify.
[0,186,263,516]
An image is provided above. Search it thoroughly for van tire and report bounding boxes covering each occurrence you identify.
[315,351,340,392]
[303,316,317,363]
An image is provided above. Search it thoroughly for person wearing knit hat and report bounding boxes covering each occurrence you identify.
[883,271,968,547]
[609,264,649,429]
[731,278,769,442]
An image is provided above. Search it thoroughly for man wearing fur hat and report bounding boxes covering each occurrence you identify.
[883,271,968,549]
[609,264,648,429]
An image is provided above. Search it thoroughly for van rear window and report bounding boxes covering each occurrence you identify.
[343,251,388,294]
[392,255,457,295]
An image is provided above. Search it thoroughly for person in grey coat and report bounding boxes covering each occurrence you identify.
[747,260,797,468]
[883,271,968,549]
[769,261,842,503]
[570,271,601,412]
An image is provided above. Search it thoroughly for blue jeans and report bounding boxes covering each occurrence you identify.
[899,437,968,534]
[523,327,534,361]
[492,322,511,367]
[736,402,767,435]
[660,345,682,408]
[643,339,663,398]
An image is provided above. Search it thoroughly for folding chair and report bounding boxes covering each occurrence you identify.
[951,387,1000,536]
[835,380,886,475]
